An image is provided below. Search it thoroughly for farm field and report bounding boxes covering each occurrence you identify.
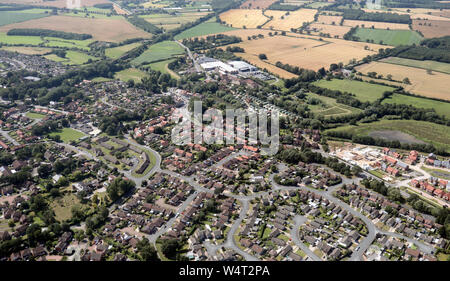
[325,119,450,152]
[343,20,410,30]
[145,59,180,79]
[43,37,94,51]
[0,46,51,55]
[240,0,277,9]
[105,42,141,59]
[412,19,450,38]
[174,18,236,40]
[221,31,384,75]
[141,12,211,31]
[263,9,317,31]
[355,61,450,101]
[234,51,298,78]
[381,94,450,118]
[48,128,86,143]
[353,28,423,46]
[0,11,49,26]
[0,15,151,42]
[313,79,396,102]
[306,92,362,118]
[381,57,450,75]
[0,0,111,8]
[132,40,185,65]
[317,15,343,25]
[219,9,269,29]
[114,68,148,82]
[309,23,351,38]
[0,32,44,45]
[382,92,450,118]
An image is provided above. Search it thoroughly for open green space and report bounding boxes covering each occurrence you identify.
[382,57,450,75]
[313,79,396,102]
[174,18,236,40]
[105,42,141,59]
[25,112,46,119]
[114,68,148,82]
[306,92,362,118]
[50,192,88,222]
[144,58,180,79]
[48,128,86,143]
[0,32,44,45]
[381,93,450,118]
[132,40,185,65]
[43,37,94,51]
[421,167,450,180]
[0,11,49,26]
[45,50,98,65]
[354,28,423,46]
[325,119,450,152]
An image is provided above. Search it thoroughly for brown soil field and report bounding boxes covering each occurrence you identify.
[343,19,411,30]
[220,9,269,28]
[431,9,450,18]
[113,4,130,15]
[0,46,51,55]
[356,62,450,100]
[220,32,383,76]
[317,15,343,25]
[240,0,277,9]
[412,19,450,38]
[0,0,110,8]
[263,9,317,31]
[0,15,152,42]
[309,23,351,38]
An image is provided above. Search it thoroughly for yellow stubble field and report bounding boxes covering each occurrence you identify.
[219,9,269,28]
[309,23,351,38]
[356,62,450,100]
[343,20,411,30]
[263,9,317,31]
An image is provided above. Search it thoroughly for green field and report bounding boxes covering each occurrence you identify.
[313,79,396,102]
[43,37,94,51]
[145,58,180,79]
[49,128,86,143]
[354,28,423,46]
[26,112,46,119]
[140,12,212,30]
[105,42,141,59]
[306,92,362,118]
[0,11,49,26]
[45,50,98,65]
[326,119,450,152]
[132,40,185,65]
[382,57,450,75]
[382,93,450,118]
[0,32,44,45]
[114,68,148,82]
[174,18,236,40]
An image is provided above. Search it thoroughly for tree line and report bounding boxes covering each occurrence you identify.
[7,28,93,40]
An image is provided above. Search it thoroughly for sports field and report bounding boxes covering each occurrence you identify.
[174,18,236,40]
[325,119,450,152]
[355,61,450,101]
[353,28,423,46]
[49,128,86,143]
[105,42,142,59]
[313,79,396,102]
[132,41,185,65]
[381,93,450,118]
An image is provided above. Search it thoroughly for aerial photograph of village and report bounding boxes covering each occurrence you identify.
[0,0,449,267]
